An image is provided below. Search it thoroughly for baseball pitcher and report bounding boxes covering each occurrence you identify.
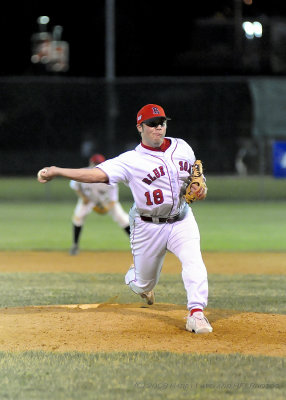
[37,104,213,334]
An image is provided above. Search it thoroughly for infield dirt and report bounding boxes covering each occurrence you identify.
[0,251,285,356]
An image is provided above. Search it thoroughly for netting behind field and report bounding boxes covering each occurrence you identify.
[0,76,251,175]
[1,76,286,181]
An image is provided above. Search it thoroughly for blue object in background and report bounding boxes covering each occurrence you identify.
[273,141,286,178]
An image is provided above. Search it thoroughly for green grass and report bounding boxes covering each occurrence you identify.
[0,176,285,400]
[206,175,286,201]
[0,352,284,400]
[0,177,132,202]
[192,201,286,251]
[0,175,286,201]
[0,200,285,251]
[208,274,286,314]
[0,272,285,314]
[1,176,285,251]
[0,202,131,251]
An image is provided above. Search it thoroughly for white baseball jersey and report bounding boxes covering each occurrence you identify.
[97,137,208,312]
[69,180,118,205]
[70,180,129,229]
[98,137,195,217]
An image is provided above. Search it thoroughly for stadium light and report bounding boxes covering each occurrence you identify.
[37,16,50,26]
[242,21,262,39]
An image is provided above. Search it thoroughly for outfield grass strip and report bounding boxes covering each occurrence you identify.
[0,351,284,400]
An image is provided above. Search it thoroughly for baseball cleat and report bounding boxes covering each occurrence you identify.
[69,244,79,256]
[186,311,213,333]
[140,290,155,305]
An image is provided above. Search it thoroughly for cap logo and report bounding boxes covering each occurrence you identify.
[152,107,160,115]
[138,115,142,121]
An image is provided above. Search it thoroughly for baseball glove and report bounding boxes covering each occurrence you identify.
[93,204,109,214]
[184,160,207,204]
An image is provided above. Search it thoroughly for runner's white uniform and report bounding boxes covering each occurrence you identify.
[98,136,208,311]
[70,180,129,229]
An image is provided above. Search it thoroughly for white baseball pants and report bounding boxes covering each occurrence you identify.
[72,199,129,228]
[125,209,208,311]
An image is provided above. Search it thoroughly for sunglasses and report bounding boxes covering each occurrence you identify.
[143,117,167,127]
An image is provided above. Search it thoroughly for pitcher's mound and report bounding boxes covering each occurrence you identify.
[0,303,285,356]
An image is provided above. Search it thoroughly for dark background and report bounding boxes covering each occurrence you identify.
[0,1,285,175]
[1,0,286,77]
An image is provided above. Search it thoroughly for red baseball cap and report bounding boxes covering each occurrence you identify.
[89,153,106,165]
[137,104,171,125]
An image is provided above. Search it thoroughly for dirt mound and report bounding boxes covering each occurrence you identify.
[0,250,285,356]
[0,303,285,357]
